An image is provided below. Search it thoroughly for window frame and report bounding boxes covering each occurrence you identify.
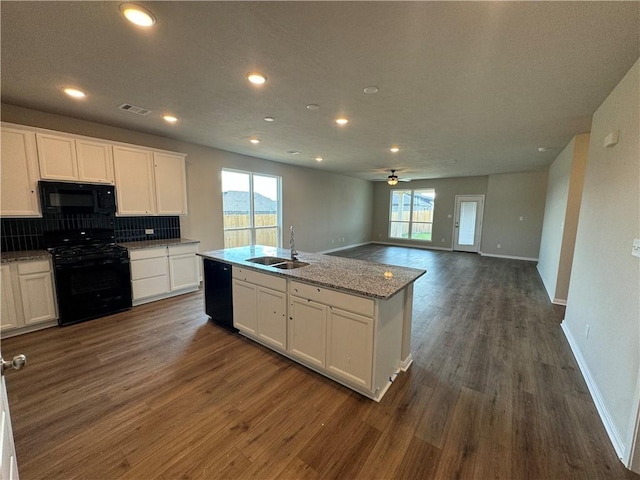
[388,188,435,242]
[222,168,282,248]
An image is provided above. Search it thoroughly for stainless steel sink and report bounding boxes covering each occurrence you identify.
[245,256,289,265]
[273,260,310,270]
[245,256,309,270]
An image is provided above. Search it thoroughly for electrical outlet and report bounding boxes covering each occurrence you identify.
[519,216,524,221]
[585,324,590,339]
[441,238,445,243]
[632,239,640,258]
[145,228,154,235]
[497,243,501,249]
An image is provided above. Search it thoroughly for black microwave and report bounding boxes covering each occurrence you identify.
[39,181,117,215]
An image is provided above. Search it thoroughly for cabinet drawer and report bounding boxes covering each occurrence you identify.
[289,281,374,317]
[129,247,167,261]
[131,257,168,280]
[168,243,198,256]
[17,260,50,275]
[132,276,169,300]
[232,267,286,292]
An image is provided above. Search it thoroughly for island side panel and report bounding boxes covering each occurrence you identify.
[373,291,404,399]
[400,283,414,370]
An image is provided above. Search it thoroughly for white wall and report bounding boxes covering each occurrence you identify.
[481,171,548,260]
[537,133,589,303]
[562,59,640,464]
[371,176,489,249]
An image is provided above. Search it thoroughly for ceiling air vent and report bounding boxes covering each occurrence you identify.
[118,103,152,116]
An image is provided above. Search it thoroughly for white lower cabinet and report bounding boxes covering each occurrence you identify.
[232,279,257,335]
[288,296,327,368]
[230,267,407,401]
[231,267,287,351]
[256,287,287,350]
[129,243,199,306]
[326,308,373,389]
[168,245,199,291]
[1,265,19,331]
[1,260,57,336]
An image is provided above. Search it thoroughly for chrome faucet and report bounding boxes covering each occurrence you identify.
[289,226,298,260]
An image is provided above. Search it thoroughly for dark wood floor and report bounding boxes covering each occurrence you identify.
[3,245,636,479]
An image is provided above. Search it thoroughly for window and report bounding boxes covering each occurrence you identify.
[389,189,435,241]
[222,169,281,248]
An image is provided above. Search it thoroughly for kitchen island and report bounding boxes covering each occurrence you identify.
[199,245,425,401]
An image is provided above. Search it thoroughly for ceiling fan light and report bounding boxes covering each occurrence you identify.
[387,177,399,186]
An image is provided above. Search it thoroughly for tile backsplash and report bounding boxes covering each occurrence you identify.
[114,216,181,243]
[1,216,181,252]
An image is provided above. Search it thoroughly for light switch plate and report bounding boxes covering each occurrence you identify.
[632,238,640,258]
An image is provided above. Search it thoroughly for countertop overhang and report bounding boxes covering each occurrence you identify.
[198,245,426,300]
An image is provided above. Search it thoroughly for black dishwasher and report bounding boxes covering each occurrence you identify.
[203,259,238,332]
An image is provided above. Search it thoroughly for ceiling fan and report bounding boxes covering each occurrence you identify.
[386,169,411,185]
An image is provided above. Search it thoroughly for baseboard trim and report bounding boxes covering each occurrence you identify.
[372,241,453,252]
[400,353,413,371]
[480,252,538,262]
[317,241,371,254]
[561,320,626,459]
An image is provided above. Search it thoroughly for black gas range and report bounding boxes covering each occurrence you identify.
[45,222,133,326]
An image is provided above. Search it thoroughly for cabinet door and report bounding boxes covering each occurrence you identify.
[76,139,114,184]
[288,296,326,368]
[113,146,156,215]
[257,287,287,350]
[168,253,199,291]
[0,127,40,216]
[36,133,78,180]
[326,308,373,389]
[18,271,57,326]
[232,279,257,335]
[154,152,187,215]
[0,265,20,331]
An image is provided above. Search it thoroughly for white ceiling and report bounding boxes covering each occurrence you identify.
[1,1,638,181]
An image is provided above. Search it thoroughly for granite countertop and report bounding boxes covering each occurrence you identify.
[1,250,51,264]
[119,238,200,250]
[198,245,426,300]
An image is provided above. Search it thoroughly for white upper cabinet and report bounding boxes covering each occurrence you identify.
[36,132,114,184]
[113,147,188,216]
[113,146,156,215]
[1,123,188,217]
[0,127,40,216]
[76,139,114,183]
[154,152,188,215]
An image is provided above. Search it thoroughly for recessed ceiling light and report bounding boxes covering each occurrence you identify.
[163,115,178,123]
[363,86,379,94]
[306,104,319,111]
[287,150,301,155]
[537,147,548,152]
[250,138,260,144]
[264,116,275,122]
[335,117,349,126]
[63,88,86,99]
[120,3,156,27]
[316,157,323,162]
[390,146,400,153]
[247,72,267,85]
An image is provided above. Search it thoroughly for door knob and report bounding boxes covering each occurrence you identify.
[1,354,27,374]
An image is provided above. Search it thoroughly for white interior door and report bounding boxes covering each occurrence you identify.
[453,195,485,253]
[0,350,25,480]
